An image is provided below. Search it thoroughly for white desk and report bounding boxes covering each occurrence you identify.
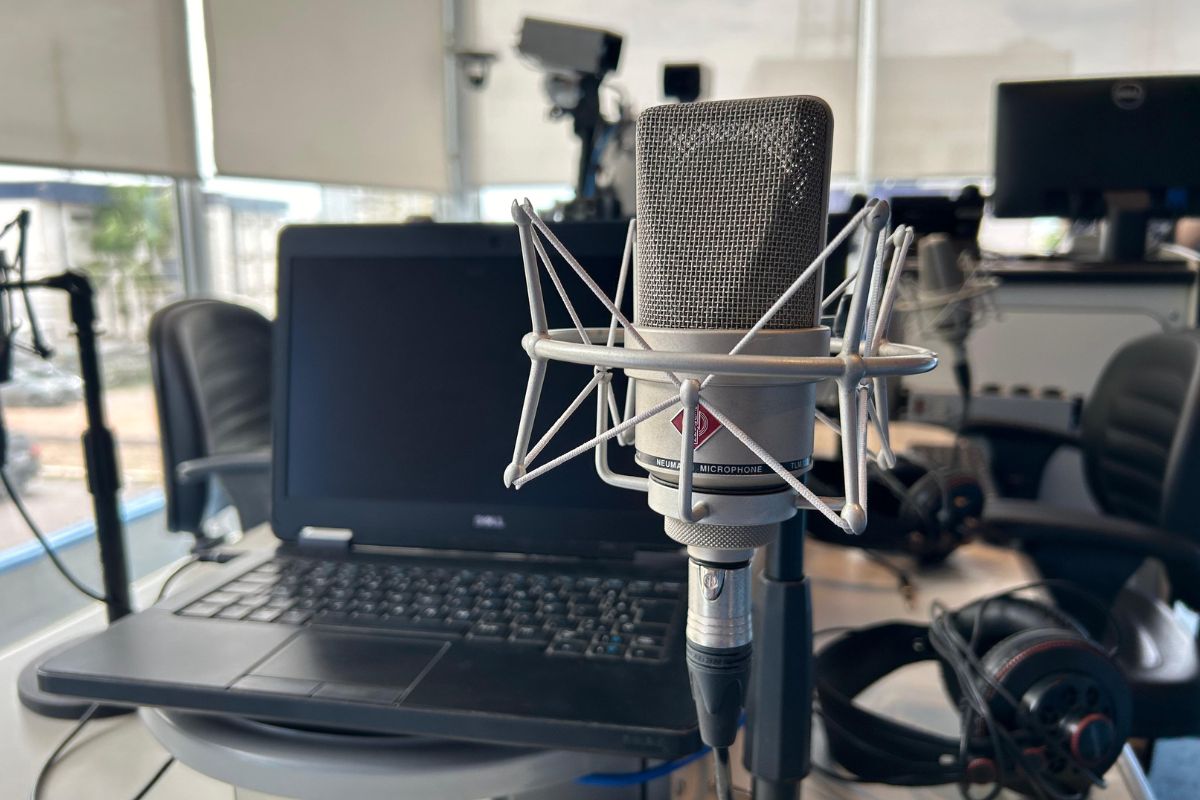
[1,536,1153,799]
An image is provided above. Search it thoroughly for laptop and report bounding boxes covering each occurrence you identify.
[39,222,699,758]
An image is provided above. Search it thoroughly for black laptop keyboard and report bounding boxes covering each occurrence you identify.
[177,556,682,663]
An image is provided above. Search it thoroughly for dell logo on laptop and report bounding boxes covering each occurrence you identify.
[1112,81,1145,110]
[472,514,507,530]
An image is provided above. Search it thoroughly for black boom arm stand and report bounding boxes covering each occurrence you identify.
[744,509,812,799]
[9,270,135,719]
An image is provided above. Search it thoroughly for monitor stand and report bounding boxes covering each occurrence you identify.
[1099,207,1151,263]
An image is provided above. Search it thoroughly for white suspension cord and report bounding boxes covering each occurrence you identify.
[513,395,679,488]
[525,374,602,465]
[702,398,851,532]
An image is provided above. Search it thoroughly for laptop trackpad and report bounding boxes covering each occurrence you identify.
[248,630,448,698]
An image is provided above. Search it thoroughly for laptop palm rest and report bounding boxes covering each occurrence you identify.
[239,630,449,704]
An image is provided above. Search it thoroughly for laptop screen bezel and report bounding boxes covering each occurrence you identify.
[272,222,672,559]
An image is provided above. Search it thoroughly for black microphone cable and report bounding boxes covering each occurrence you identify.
[1,467,106,603]
[712,745,733,800]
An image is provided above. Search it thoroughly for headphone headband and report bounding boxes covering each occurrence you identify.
[816,622,961,784]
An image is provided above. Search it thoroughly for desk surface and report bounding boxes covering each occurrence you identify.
[978,258,1197,284]
[1,533,1153,800]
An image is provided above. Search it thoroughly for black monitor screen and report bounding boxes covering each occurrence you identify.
[993,75,1200,220]
[274,223,667,557]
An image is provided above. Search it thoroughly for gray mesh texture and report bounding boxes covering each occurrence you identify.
[635,95,833,330]
[663,517,779,549]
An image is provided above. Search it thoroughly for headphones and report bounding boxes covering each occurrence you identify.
[806,454,985,564]
[815,593,1131,798]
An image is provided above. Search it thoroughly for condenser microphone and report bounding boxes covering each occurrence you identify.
[917,233,972,348]
[914,233,994,422]
[503,95,935,797]
[630,96,833,753]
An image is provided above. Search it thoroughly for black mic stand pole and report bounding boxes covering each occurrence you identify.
[744,508,812,799]
[12,271,134,718]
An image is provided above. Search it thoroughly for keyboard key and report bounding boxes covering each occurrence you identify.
[180,602,224,617]
[397,618,470,635]
[548,639,587,656]
[588,642,627,659]
[653,581,683,597]
[625,580,655,597]
[217,604,256,620]
[203,591,241,606]
[629,645,664,662]
[594,633,627,646]
[570,603,601,618]
[469,622,508,640]
[511,625,551,645]
[633,634,666,647]
[248,606,284,623]
[278,609,313,625]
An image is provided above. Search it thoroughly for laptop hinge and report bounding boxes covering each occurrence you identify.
[298,527,353,550]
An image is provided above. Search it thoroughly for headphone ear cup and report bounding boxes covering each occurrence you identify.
[900,468,983,563]
[975,628,1131,791]
[899,470,959,563]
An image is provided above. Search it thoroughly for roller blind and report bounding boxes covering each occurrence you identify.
[205,0,447,191]
[0,0,197,176]
[875,0,1200,178]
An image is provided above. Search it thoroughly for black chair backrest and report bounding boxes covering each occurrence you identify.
[149,299,272,535]
[1082,329,1200,537]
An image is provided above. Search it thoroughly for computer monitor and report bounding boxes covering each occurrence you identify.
[992,75,1200,261]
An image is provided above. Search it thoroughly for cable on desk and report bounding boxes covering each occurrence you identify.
[30,703,99,800]
[712,745,733,800]
[863,549,917,608]
[155,556,200,603]
[129,757,174,800]
[575,746,710,786]
[3,469,106,604]
[577,713,748,788]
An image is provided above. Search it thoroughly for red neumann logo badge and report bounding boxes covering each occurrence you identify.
[671,403,723,449]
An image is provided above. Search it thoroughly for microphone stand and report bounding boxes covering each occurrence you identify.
[744,509,811,799]
[8,271,135,718]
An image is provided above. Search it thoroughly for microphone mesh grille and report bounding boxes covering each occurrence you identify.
[635,96,833,330]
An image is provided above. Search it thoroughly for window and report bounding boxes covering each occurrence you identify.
[202,177,439,314]
[874,0,1200,180]
[0,165,190,648]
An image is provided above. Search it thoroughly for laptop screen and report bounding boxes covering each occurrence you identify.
[273,223,670,558]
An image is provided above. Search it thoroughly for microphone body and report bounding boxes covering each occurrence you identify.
[917,233,972,349]
[632,96,834,750]
[916,233,976,419]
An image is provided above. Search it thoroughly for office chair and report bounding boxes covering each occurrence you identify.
[968,329,1200,738]
[149,299,272,545]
